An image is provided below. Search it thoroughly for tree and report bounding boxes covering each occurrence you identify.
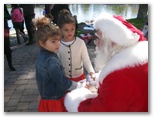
[137,4,148,18]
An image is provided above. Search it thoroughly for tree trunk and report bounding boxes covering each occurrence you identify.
[137,4,148,18]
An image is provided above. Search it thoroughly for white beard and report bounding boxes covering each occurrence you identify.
[94,41,125,72]
[94,46,109,72]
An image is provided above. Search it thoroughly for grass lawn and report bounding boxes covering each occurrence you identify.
[127,18,146,29]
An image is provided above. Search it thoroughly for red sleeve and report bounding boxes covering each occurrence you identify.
[79,73,133,111]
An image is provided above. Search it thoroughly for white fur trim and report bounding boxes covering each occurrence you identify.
[94,13,139,46]
[64,88,98,112]
[97,41,148,86]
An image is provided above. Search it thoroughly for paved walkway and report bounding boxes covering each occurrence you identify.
[4,32,97,112]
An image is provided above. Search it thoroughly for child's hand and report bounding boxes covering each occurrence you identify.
[86,74,96,86]
[84,84,90,89]
[77,79,87,88]
[89,72,96,81]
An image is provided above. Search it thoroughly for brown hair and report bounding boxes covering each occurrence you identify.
[57,9,76,28]
[34,17,61,45]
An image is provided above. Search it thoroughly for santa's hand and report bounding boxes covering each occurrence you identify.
[77,79,87,88]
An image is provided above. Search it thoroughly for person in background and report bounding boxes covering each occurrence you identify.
[51,4,71,25]
[18,7,27,39]
[44,4,53,19]
[4,4,16,71]
[42,7,46,16]
[11,4,28,44]
[57,9,96,83]
[20,18,26,36]
[50,4,78,35]
[64,13,148,112]
[34,17,84,112]
[19,4,35,45]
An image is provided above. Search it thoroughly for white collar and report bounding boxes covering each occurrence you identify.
[61,39,75,46]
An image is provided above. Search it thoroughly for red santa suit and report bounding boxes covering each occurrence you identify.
[64,13,148,112]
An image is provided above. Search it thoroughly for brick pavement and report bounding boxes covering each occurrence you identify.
[4,33,97,112]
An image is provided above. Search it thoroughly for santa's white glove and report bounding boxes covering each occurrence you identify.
[94,71,101,88]
[77,79,87,88]
[86,74,96,86]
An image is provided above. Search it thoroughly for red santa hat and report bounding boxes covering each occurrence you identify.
[94,13,146,46]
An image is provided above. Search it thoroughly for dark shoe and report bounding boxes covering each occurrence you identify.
[9,65,16,71]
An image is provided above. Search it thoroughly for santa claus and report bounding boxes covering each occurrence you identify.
[64,13,148,112]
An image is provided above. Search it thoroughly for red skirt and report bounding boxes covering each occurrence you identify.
[38,96,67,112]
[68,73,85,82]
